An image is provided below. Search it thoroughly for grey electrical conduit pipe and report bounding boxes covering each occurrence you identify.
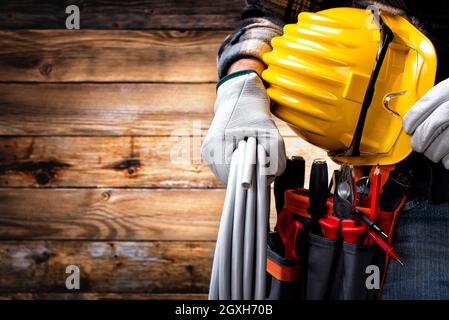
[218,145,239,300]
[243,170,256,299]
[209,150,238,300]
[231,140,247,299]
[208,138,269,300]
[255,143,268,300]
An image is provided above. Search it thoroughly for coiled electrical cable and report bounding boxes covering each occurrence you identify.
[209,138,269,300]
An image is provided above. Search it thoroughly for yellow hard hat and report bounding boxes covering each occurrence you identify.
[262,7,437,165]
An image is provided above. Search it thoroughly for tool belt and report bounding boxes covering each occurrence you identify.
[401,152,449,204]
[266,162,409,300]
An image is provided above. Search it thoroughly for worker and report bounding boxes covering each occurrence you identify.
[202,1,449,299]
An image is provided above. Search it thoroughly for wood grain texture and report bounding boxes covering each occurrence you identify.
[0,83,215,136]
[0,188,281,241]
[0,30,225,82]
[0,1,340,299]
[0,136,216,188]
[0,188,223,241]
[0,0,243,30]
[0,83,295,137]
[0,292,207,300]
[0,241,213,293]
[0,136,335,187]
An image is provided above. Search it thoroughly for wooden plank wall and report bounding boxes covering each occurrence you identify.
[0,0,336,299]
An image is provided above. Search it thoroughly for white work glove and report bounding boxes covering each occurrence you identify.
[403,78,449,169]
[201,70,287,184]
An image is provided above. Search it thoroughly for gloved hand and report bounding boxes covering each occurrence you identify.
[403,78,449,169]
[201,70,287,184]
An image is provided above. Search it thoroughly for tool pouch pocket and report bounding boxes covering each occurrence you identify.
[338,242,383,300]
[266,233,303,300]
[305,233,340,300]
[305,238,384,300]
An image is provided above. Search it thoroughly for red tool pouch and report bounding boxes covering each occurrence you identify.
[268,167,407,300]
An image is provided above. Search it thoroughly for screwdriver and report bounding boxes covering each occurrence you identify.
[328,169,341,196]
[309,159,328,235]
[369,165,382,221]
[367,229,404,266]
[274,156,305,214]
[355,209,388,239]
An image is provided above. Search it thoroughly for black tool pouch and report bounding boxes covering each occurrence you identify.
[338,242,384,300]
[305,211,390,300]
[305,234,384,300]
[305,233,340,299]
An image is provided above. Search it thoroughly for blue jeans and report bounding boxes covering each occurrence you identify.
[382,198,449,299]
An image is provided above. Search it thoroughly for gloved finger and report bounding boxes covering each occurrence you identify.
[225,128,258,143]
[422,127,449,163]
[226,126,287,178]
[256,128,287,177]
[403,78,449,134]
[220,140,240,184]
[442,153,449,170]
[267,175,276,185]
[270,134,287,177]
[211,163,231,185]
[201,134,234,184]
[411,100,449,154]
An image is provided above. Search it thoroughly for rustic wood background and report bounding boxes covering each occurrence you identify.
[0,0,336,300]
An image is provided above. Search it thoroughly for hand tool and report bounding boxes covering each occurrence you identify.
[319,165,354,240]
[274,156,305,214]
[309,159,329,235]
[328,169,341,196]
[355,209,388,239]
[277,209,304,260]
[356,176,370,204]
[369,165,382,221]
[333,164,355,220]
[341,220,366,244]
[333,164,370,244]
[367,229,404,266]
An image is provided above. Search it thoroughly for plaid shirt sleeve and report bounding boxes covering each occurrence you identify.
[217,0,352,78]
